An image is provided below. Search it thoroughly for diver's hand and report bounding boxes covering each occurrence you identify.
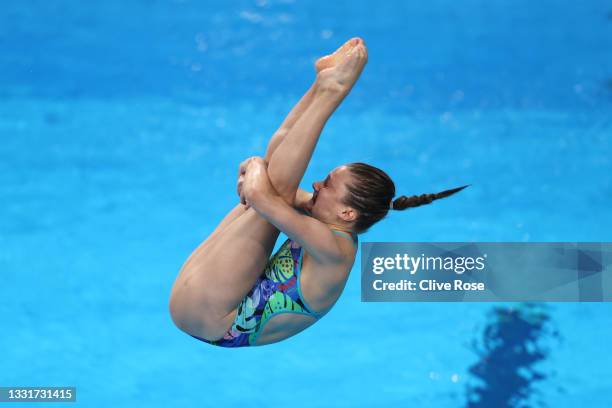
[237,157,252,206]
[240,156,273,208]
[237,156,263,207]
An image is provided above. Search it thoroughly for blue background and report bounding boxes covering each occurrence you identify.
[1,0,611,406]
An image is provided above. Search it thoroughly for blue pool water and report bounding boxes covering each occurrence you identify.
[1,1,611,406]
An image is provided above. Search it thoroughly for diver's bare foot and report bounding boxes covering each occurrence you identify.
[316,41,368,94]
[315,37,361,73]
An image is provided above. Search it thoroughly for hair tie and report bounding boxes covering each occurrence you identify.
[389,198,394,210]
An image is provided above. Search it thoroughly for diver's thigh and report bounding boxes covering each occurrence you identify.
[171,207,280,327]
[185,208,280,309]
[173,204,248,285]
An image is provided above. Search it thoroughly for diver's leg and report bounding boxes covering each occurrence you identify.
[169,41,367,341]
[172,74,319,288]
[173,38,366,275]
[267,41,368,203]
[264,38,361,162]
[264,84,316,163]
[181,39,361,243]
[170,207,281,339]
[169,84,318,307]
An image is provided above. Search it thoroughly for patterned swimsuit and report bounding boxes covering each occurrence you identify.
[191,230,357,347]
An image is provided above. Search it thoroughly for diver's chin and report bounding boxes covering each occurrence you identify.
[303,198,314,214]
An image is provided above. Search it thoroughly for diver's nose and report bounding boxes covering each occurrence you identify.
[312,181,321,191]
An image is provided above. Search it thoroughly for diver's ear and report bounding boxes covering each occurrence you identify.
[339,207,357,223]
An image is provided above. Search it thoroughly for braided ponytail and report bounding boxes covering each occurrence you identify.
[391,185,470,211]
[343,162,469,233]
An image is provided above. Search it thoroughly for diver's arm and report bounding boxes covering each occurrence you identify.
[238,158,312,211]
[250,189,345,264]
[241,157,344,263]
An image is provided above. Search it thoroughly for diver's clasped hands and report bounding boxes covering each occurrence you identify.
[237,156,275,209]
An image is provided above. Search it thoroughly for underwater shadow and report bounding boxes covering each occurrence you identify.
[465,303,560,408]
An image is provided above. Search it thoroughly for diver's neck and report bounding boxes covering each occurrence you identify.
[327,223,354,235]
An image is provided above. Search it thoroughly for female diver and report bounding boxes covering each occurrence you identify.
[169,38,467,347]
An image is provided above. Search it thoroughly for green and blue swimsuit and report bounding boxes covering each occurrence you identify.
[191,230,357,347]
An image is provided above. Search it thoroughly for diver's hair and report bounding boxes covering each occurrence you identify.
[391,185,471,210]
[343,162,469,234]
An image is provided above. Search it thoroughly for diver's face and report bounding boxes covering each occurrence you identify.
[310,165,354,222]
